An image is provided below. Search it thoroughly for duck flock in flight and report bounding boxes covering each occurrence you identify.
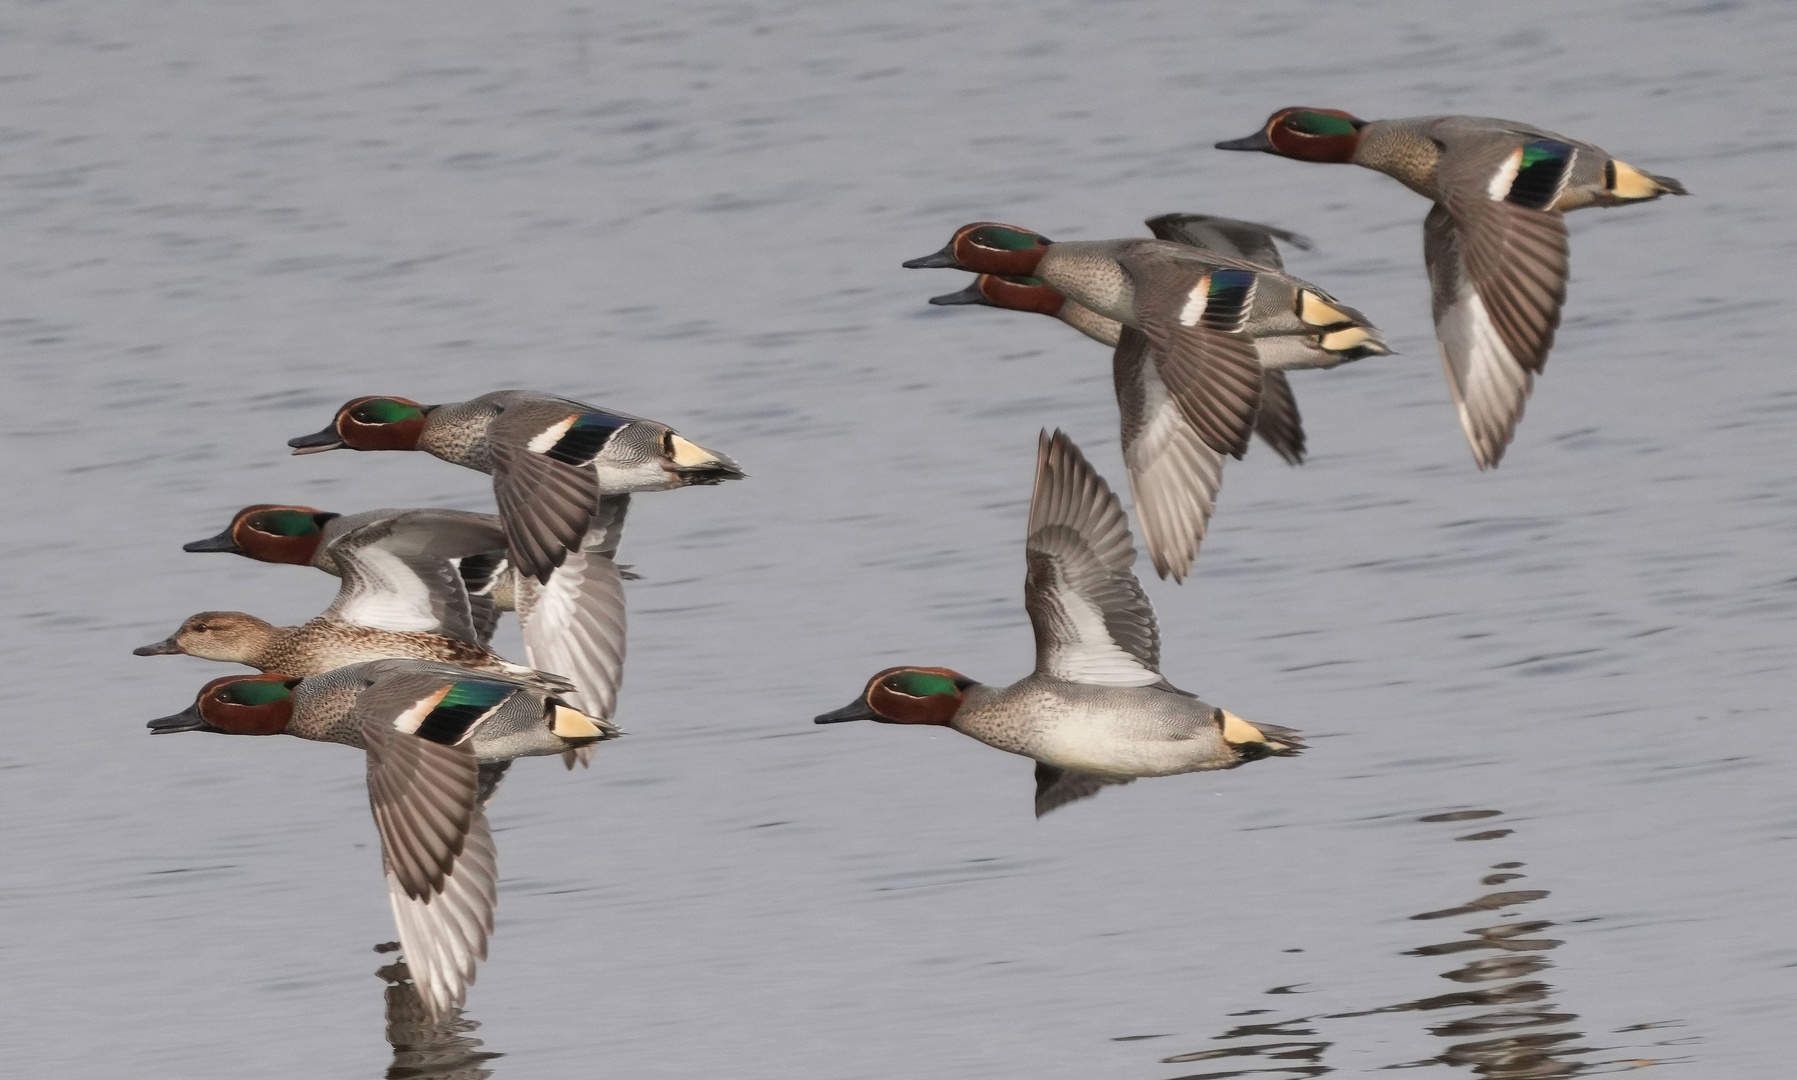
[140,109,1684,1016]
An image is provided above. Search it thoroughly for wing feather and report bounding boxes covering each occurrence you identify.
[1115,327,1225,582]
[1426,203,1537,468]
[1025,431,1161,685]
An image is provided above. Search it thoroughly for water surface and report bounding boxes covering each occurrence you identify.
[1,1,1792,1076]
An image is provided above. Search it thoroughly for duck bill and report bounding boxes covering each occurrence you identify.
[928,281,991,306]
[902,242,964,270]
[148,703,221,734]
[815,697,878,724]
[665,436,746,486]
[183,528,243,554]
[133,637,184,657]
[1215,130,1274,152]
[287,426,345,455]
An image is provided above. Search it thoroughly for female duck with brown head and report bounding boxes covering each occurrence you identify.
[911,214,1387,581]
[287,390,741,585]
[816,431,1302,818]
[148,659,617,1019]
[1218,108,1687,467]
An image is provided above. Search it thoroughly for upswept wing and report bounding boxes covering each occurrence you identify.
[1026,430,1161,686]
[1122,249,1265,459]
[1144,213,1312,271]
[325,511,509,644]
[1114,327,1226,583]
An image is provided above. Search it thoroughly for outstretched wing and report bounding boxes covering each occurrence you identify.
[517,495,630,770]
[363,709,494,1020]
[1123,252,1265,459]
[1144,213,1312,271]
[1034,762,1136,817]
[1025,430,1161,686]
[324,511,509,644]
[1425,200,1559,468]
[1114,326,1226,583]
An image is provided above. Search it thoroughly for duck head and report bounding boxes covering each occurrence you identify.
[184,504,340,564]
[288,396,429,455]
[815,667,975,726]
[133,611,278,663]
[1217,108,1367,163]
[928,275,1066,317]
[904,224,1053,275]
[148,673,299,736]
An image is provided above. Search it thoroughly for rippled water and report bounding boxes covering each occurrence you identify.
[2,1,1793,1076]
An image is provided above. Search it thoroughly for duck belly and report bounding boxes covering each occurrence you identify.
[1029,722,1218,778]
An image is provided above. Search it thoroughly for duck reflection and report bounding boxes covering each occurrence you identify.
[377,952,503,1080]
[1155,809,1682,1078]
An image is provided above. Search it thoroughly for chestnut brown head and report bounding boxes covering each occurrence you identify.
[1216,108,1367,164]
[183,504,338,565]
[814,667,974,727]
[903,223,1053,276]
[929,275,1067,317]
[288,396,428,454]
[147,674,300,736]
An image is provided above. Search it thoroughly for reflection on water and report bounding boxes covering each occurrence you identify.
[377,953,502,1080]
[1155,810,1692,1078]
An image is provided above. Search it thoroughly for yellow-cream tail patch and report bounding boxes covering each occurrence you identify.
[1321,326,1383,353]
[1298,290,1351,328]
[1609,159,1664,200]
[1220,709,1268,745]
[668,434,720,467]
[552,705,606,739]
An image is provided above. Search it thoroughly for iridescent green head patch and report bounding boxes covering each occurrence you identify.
[247,509,322,537]
[348,398,425,425]
[1284,110,1358,137]
[967,225,1046,252]
[887,670,960,697]
[216,679,295,706]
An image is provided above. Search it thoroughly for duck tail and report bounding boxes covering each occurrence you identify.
[1219,710,1305,760]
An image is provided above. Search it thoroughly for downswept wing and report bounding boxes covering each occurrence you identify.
[517,495,630,722]
[362,702,495,1019]
[1425,202,1549,468]
[1253,370,1305,466]
[324,510,510,645]
[1035,762,1136,818]
[1123,250,1265,459]
[488,397,642,583]
[1025,430,1161,686]
[1144,213,1312,271]
[1115,326,1226,583]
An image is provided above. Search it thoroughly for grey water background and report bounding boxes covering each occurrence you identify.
[1,0,1792,1075]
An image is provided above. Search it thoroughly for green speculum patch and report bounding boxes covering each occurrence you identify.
[890,671,957,697]
[1286,111,1357,136]
[251,509,321,537]
[350,399,424,424]
[219,680,293,706]
[969,227,1043,251]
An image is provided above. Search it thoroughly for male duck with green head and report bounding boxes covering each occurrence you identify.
[1218,108,1686,467]
[817,430,1302,817]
